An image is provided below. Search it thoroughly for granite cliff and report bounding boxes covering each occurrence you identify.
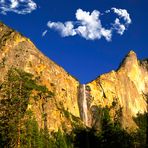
[0,22,147,132]
[86,51,148,130]
[0,22,80,132]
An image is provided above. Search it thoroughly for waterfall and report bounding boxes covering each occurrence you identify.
[82,84,88,126]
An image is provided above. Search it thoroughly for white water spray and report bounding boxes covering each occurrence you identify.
[82,84,88,126]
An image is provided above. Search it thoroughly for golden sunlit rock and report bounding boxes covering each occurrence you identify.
[0,22,147,132]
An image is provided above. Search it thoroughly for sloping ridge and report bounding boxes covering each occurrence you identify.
[0,22,147,131]
[0,22,80,132]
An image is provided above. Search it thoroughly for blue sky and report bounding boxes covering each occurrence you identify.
[0,0,147,83]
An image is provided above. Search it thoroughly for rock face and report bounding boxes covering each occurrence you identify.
[0,22,80,132]
[0,22,147,131]
[87,51,148,129]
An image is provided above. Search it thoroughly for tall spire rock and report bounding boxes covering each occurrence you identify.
[122,50,137,69]
[118,50,138,71]
[118,50,147,94]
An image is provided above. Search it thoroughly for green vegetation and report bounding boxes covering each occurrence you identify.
[132,112,148,148]
[0,68,37,147]
[72,104,132,148]
[71,107,147,148]
[0,68,54,148]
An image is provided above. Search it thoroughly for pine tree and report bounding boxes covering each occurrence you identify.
[0,68,50,147]
[54,129,68,148]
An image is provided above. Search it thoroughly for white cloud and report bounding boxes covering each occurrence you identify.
[45,8,131,41]
[10,0,19,8]
[112,18,126,35]
[47,21,76,37]
[0,0,37,15]
[110,8,131,36]
[47,9,112,41]
[42,30,48,37]
[74,9,112,40]
[111,7,131,24]
[100,28,112,41]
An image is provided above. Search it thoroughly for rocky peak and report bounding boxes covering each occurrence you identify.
[127,50,137,56]
[119,50,138,71]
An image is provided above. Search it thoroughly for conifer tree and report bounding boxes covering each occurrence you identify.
[0,68,54,148]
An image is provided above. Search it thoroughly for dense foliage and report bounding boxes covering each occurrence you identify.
[0,68,54,148]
